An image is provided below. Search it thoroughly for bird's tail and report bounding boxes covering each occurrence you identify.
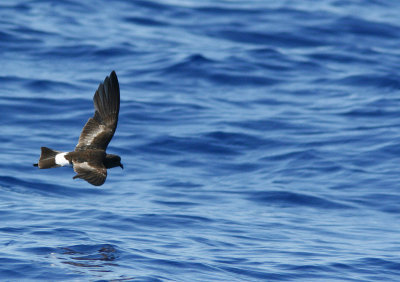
[33,147,61,169]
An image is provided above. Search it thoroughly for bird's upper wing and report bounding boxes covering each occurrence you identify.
[72,160,107,186]
[75,71,120,151]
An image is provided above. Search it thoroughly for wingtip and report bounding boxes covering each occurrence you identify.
[110,71,118,84]
[104,70,119,91]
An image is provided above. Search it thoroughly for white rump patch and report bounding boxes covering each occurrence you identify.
[55,152,70,166]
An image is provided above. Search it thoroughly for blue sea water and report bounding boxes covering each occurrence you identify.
[1,0,400,280]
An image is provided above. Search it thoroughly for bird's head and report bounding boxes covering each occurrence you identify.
[105,154,123,169]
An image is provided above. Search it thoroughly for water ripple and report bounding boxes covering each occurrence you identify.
[1,0,400,281]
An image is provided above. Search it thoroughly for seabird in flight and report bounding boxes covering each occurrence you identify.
[34,71,123,186]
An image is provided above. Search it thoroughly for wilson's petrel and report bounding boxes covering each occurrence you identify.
[34,71,123,186]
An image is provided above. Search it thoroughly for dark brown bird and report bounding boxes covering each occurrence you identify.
[34,71,123,186]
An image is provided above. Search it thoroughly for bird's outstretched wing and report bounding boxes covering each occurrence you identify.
[75,71,120,151]
[72,161,107,186]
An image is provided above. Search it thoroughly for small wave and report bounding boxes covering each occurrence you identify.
[248,190,354,209]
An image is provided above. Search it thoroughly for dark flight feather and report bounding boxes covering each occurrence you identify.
[75,71,120,151]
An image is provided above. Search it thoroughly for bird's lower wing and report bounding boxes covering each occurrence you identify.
[72,161,107,186]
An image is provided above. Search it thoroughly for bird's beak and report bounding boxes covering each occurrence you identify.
[120,163,124,169]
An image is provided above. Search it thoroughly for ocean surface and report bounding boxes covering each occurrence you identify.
[1,0,400,281]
